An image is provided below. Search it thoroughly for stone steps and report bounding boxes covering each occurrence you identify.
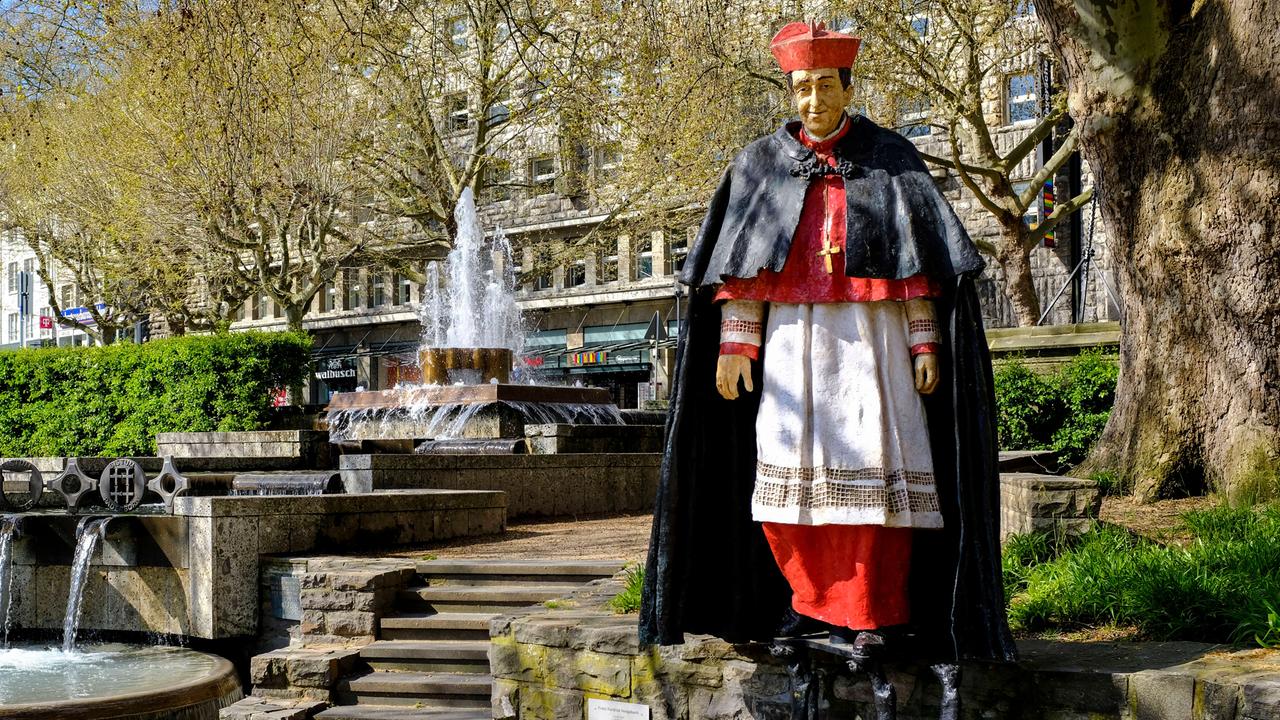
[378,612,497,642]
[315,706,489,720]
[360,639,491,673]
[338,671,491,709]
[398,584,572,612]
[416,559,624,587]
[320,557,623,717]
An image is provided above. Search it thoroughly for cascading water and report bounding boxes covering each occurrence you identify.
[418,188,525,354]
[63,517,110,652]
[0,514,20,648]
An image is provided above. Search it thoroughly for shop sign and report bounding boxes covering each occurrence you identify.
[314,358,358,381]
[523,356,545,368]
[569,350,608,366]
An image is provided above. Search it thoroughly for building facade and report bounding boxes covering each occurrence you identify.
[0,232,96,350]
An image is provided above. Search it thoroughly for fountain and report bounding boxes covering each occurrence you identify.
[63,516,110,651]
[0,514,18,647]
[325,188,623,447]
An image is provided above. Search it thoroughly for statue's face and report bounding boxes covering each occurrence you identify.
[789,68,854,138]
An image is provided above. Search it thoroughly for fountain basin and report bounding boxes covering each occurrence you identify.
[325,383,620,444]
[418,346,512,384]
[0,643,240,719]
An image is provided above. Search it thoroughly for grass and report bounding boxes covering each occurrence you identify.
[609,564,645,614]
[1005,503,1280,647]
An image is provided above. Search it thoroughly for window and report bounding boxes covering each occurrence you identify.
[254,294,270,321]
[598,249,619,283]
[445,93,469,132]
[667,230,689,274]
[603,68,623,99]
[6,262,16,294]
[319,281,337,313]
[344,268,364,309]
[1012,181,1041,228]
[635,238,654,280]
[487,88,510,125]
[898,98,931,138]
[449,17,468,48]
[59,284,75,311]
[528,155,556,194]
[395,273,413,305]
[1006,73,1039,124]
[526,78,548,110]
[233,300,246,322]
[6,313,16,341]
[594,145,621,181]
[532,248,553,290]
[371,272,388,307]
[483,159,513,201]
[567,259,586,288]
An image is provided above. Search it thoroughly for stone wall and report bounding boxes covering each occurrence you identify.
[4,489,505,640]
[524,424,665,455]
[156,431,333,469]
[491,575,1280,720]
[251,557,418,701]
[339,453,660,519]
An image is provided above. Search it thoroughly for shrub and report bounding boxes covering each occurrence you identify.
[1005,504,1280,646]
[0,331,311,457]
[993,350,1118,468]
[993,361,1062,451]
[1050,350,1120,466]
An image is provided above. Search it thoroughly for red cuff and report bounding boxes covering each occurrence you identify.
[911,342,940,357]
[720,342,760,360]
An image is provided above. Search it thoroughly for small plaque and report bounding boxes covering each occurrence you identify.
[271,574,303,621]
[587,698,650,720]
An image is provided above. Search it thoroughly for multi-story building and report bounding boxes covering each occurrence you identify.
[0,232,96,350]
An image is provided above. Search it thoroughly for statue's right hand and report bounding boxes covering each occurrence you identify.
[716,354,754,400]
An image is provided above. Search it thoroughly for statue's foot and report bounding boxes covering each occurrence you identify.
[930,663,961,720]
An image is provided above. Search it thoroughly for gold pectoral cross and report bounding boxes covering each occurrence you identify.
[817,236,841,274]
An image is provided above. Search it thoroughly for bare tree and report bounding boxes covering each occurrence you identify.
[838,0,1094,326]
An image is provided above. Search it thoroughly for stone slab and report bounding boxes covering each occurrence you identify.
[338,453,657,518]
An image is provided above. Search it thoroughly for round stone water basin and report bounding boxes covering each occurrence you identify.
[0,643,241,719]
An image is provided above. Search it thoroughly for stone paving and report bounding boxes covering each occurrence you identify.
[384,513,652,563]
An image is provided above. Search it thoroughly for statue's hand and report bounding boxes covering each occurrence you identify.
[716,354,754,400]
[914,353,939,395]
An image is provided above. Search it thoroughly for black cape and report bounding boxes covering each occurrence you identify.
[639,116,1017,664]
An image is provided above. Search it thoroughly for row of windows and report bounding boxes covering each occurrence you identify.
[520,234,690,292]
[482,145,621,201]
[897,71,1042,138]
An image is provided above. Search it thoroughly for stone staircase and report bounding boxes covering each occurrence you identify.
[315,559,624,720]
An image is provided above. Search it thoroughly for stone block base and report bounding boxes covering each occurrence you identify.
[1000,472,1102,541]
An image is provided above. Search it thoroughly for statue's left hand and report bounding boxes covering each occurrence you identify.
[914,353,939,395]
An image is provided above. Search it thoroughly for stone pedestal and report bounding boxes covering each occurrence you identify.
[1000,472,1103,541]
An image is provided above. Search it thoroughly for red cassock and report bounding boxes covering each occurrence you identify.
[716,118,934,631]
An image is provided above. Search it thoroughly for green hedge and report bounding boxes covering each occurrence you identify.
[0,331,311,457]
[994,350,1119,468]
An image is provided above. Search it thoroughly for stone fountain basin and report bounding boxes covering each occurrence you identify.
[0,643,240,719]
[324,383,612,410]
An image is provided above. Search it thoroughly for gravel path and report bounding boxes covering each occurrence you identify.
[384,512,653,563]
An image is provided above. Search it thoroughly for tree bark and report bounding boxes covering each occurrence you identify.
[1036,0,1280,502]
[997,227,1042,327]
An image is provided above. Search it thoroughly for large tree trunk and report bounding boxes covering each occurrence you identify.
[996,227,1042,327]
[1036,0,1280,502]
